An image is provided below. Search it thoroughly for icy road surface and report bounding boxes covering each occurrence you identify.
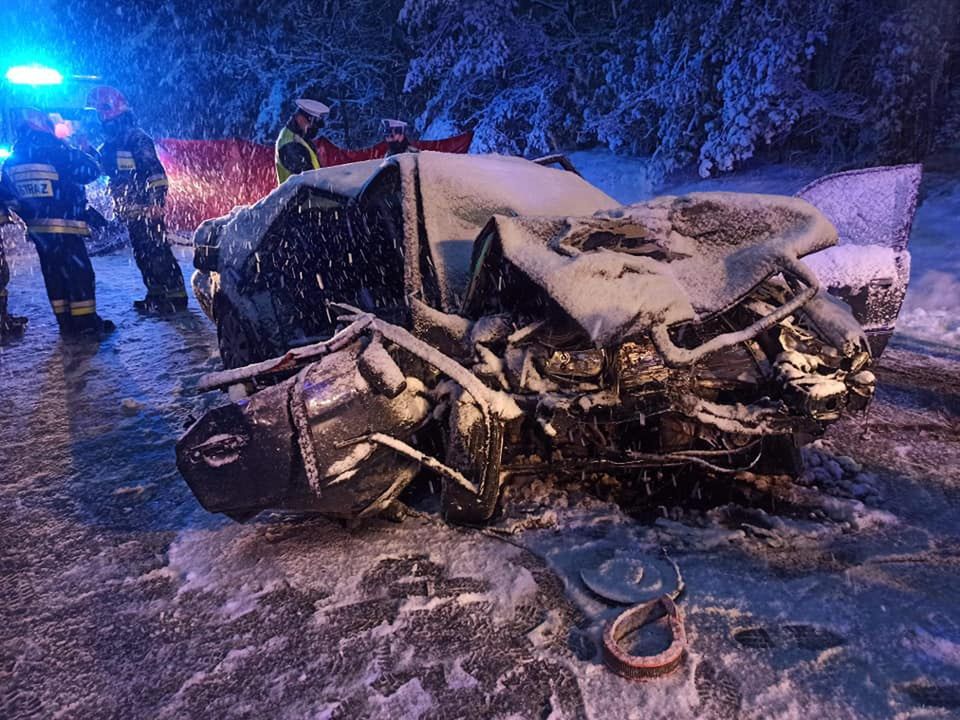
[2,183,959,718]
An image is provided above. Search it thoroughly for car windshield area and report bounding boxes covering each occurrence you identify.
[241,181,407,346]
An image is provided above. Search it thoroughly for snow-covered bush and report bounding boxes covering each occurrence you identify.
[11,0,410,146]
[401,0,957,181]
[585,0,863,180]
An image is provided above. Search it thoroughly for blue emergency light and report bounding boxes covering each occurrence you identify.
[0,147,11,160]
[5,64,64,86]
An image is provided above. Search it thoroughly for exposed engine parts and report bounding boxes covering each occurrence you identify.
[179,273,876,525]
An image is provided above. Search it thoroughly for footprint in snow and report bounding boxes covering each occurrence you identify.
[695,659,742,720]
[733,624,846,651]
[900,682,960,709]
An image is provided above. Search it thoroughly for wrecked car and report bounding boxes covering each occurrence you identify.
[177,152,920,523]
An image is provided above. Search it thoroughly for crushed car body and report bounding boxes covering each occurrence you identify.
[177,152,921,523]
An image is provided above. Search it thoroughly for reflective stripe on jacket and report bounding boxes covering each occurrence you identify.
[275,126,320,184]
[1,130,100,225]
[26,218,91,236]
[98,124,169,209]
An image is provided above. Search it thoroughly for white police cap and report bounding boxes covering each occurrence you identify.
[296,99,330,118]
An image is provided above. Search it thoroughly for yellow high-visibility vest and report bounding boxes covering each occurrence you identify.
[275,126,320,184]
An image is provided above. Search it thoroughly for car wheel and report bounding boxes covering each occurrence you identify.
[214,295,264,369]
[441,398,505,524]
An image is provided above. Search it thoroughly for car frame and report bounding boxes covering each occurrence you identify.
[179,153,920,524]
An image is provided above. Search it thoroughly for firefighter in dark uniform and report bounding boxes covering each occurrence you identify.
[275,98,330,184]
[1,108,109,337]
[86,86,187,314]
[0,177,28,338]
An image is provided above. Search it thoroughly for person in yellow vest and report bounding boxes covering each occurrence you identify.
[275,99,330,184]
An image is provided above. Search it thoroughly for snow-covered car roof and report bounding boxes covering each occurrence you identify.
[208,158,385,269]
[272,156,386,201]
[410,152,620,308]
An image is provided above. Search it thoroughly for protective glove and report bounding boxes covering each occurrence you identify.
[85,206,109,229]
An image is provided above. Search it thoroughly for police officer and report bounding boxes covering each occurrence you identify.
[0,178,28,339]
[381,119,415,157]
[275,99,330,184]
[86,86,187,314]
[1,109,109,337]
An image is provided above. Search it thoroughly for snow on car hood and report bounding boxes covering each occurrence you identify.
[413,152,620,310]
[491,192,838,346]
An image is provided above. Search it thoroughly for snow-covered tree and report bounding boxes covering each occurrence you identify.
[400,0,615,154]
[868,0,958,162]
[4,0,955,179]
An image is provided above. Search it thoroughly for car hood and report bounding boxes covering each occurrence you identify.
[488,192,838,346]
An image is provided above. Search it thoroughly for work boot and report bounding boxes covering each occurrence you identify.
[134,296,169,314]
[0,313,28,340]
[0,293,27,340]
[98,316,117,335]
[66,314,116,342]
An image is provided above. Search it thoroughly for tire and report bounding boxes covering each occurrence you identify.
[214,295,266,369]
[441,400,505,524]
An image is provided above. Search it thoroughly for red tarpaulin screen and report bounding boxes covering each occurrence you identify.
[314,131,474,167]
[156,138,275,232]
[156,131,474,232]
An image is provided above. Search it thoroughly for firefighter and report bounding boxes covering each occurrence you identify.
[381,119,415,157]
[86,86,187,314]
[275,99,330,184]
[1,108,111,337]
[0,178,28,339]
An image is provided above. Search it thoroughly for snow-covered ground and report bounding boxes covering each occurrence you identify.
[1,153,959,718]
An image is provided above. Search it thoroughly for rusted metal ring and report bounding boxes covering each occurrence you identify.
[602,595,686,679]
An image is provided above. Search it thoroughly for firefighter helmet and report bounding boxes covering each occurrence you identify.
[86,86,131,121]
